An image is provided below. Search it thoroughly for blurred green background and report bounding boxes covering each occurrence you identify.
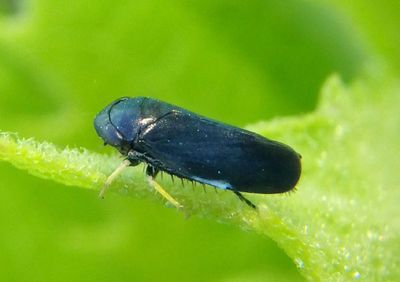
[0,0,398,281]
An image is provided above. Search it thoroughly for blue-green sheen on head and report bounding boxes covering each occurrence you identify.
[93,97,176,154]
[94,97,144,150]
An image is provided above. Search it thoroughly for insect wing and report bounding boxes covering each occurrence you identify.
[138,111,301,193]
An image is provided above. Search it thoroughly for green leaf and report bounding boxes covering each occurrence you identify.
[1,72,399,281]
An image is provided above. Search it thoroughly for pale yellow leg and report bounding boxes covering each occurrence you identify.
[99,159,131,198]
[147,176,183,209]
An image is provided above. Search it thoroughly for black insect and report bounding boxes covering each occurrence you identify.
[94,97,301,209]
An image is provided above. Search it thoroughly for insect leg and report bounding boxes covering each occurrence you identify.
[99,159,131,198]
[146,166,183,209]
[232,191,257,209]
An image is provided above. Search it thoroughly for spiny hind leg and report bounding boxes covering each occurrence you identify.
[232,190,257,209]
[146,166,183,209]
